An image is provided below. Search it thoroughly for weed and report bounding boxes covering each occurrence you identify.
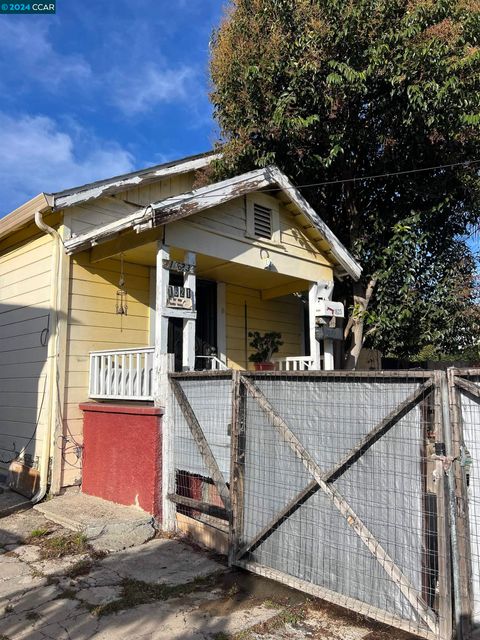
[66,558,94,578]
[231,604,307,638]
[0,635,11,640]
[227,583,240,597]
[279,606,305,625]
[212,633,230,640]
[28,528,50,540]
[25,611,41,622]
[37,533,90,559]
[4,604,13,614]
[232,632,253,640]
[262,599,281,609]
[91,573,221,617]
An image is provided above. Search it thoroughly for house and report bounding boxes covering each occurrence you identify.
[0,151,361,514]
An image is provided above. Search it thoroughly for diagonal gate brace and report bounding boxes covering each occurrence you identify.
[170,377,231,512]
[239,375,437,634]
[237,378,434,559]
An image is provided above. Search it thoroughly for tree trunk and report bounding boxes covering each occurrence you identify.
[343,278,376,370]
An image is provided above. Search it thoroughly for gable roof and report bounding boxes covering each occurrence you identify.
[50,150,218,210]
[0,151,217,243]
[64,165,362,280]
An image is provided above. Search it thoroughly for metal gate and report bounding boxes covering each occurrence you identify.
[448,369,480,639]
[165,368,480,640]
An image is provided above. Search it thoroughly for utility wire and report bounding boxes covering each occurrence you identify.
[268,158,480,191]
[159,158,480,200]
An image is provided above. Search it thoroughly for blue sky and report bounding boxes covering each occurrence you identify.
[0,0,224,216]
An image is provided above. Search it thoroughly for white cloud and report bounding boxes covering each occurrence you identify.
[108,64,196,115]
[0,20,91,91]
[0,113,135,215]
[0,19,204,117]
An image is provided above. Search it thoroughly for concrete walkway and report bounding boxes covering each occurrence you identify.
[33,490,156,552]
[0,498,417,640]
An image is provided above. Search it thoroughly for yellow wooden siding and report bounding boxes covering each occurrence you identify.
[166,194,334,283]
[0,228,54,477]
[61,252,151,486]
[188,195,329,265]
[64,172,195,238]
[225,284,304,370]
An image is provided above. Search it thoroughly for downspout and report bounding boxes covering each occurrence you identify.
[32,209,62,503]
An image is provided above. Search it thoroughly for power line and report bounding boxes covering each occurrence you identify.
[269,158,480,191]
[164,158,480,200]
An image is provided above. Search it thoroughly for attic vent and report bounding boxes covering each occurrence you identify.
[253,203,272,239]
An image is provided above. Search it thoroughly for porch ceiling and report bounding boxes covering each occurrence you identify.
[120,242,309,295]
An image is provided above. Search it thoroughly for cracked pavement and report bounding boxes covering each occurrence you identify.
[0,506,417,640]
[0,508,279,640]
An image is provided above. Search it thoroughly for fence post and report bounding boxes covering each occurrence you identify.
[447,367,473,640]
[157,353,176,532]
[441,369,465,639]
[229,369,244,566]
[433,371,453,640]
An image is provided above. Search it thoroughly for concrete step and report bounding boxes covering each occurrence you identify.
[34,489,156,552]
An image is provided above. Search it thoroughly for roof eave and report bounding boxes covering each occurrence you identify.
[0,193,52,244]
[63,164,362,282]
[51,152,220,211]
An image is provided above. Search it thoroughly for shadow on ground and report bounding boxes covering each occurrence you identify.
[0,505,419,640]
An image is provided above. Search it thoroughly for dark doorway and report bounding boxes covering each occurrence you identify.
[195,280,217,369]
[168,317,183,372]
[167,277,217,371]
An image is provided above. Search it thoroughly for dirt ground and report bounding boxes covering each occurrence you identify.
[0,503,419,640]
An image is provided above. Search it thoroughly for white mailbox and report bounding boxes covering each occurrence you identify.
[315,299,345,318]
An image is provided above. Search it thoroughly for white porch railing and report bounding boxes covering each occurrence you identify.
[89,347,155,401]
[195,355,229,371]
[88,349,322,402]
[274,356,320,371]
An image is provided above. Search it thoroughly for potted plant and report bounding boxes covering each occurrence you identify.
[248,331,283,371]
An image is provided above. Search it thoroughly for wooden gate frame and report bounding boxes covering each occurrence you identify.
[165,369,454,640]
[167,370,233,523]
[447,368,480,640]
[230,370,453,640]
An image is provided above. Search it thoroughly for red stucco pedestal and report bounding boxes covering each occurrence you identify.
[79,403,164,520]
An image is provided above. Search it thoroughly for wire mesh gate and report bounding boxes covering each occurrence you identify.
[448,369,480,639]
[166,369,480,640]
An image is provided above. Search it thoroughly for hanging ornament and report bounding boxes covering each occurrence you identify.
[116,253,128,316]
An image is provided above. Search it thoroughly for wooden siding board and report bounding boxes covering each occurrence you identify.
[165,193,334,274]
[65,173,195,239]
[225,284,304,369]
[69,294,148,316]
[0,227,53,475]
[61,251,150,487]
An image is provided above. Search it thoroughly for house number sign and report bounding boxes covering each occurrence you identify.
[162,259,195,275]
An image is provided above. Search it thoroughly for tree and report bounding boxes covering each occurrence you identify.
[209,0,480,367]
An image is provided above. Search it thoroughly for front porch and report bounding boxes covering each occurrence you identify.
[85,242,335,403]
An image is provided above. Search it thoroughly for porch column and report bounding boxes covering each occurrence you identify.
[153,243,170,406]
[308,283,322,370]
[182,252,196,371]
[323,339,335,371]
